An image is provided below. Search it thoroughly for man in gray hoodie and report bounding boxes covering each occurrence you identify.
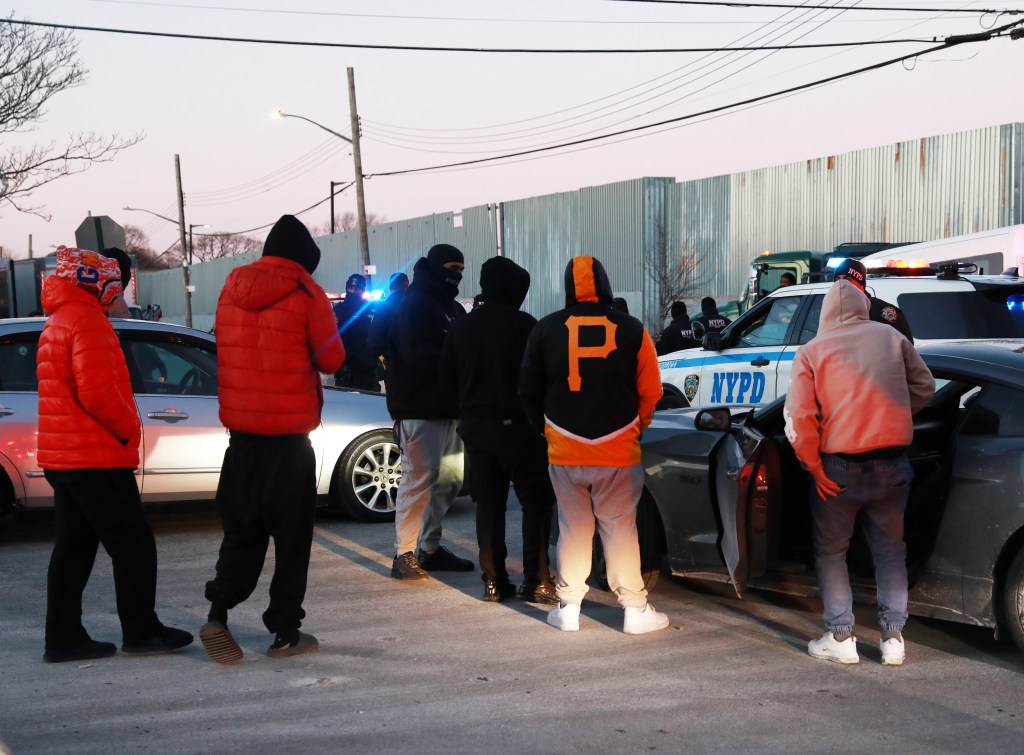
[784,279,933,666]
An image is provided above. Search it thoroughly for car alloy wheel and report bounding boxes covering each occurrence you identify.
[331,429,402,522]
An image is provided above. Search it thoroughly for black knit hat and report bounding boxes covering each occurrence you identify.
[833,258,867,290]
[426,243,464,268]
[263,215,321,274]
[346,273,367,291]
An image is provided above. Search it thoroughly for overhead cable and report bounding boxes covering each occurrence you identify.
[2,18,947,53]
[367,18,1024,177]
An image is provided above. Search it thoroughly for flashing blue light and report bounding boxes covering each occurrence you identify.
[368,289,385,301]
[825,257,846,269]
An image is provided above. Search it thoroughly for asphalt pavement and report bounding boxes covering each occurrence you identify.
[2,497,1023,754]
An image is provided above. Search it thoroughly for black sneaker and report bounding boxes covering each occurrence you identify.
[482,578,517,603]
[43,639,117,664]
[519,578,559,605]
[391,551,428,580]
[122,626,194,655]
[417,546,474,572]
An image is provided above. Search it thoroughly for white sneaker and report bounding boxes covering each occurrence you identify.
[880,637,905,666]
[623,603,670,635]
[547,602,580,632]
[808,632,859,664]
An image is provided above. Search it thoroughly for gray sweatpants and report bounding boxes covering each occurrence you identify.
[393,419,464,556]
[548,464,647,610]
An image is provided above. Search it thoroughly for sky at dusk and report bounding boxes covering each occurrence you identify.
[1,0,1021,259]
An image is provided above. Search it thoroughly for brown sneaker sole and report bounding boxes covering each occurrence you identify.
[199,621,243,665]
[266,631,319,659]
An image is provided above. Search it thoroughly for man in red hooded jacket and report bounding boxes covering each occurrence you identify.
[37,246,193,663]
[200,215,344,664]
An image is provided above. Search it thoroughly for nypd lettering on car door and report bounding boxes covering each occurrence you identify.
[660,348,794,407]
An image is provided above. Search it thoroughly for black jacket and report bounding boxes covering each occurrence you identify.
[870,295,914,343]
[367,288,405,366]
[333,297,375,373]
[657,315,700,355]
[384,257,465,419]
[440,257,535,420]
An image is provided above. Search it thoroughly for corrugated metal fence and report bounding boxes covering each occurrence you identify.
[141,122,1022,334]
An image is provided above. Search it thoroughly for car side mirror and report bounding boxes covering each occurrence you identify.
[703,330,722,352]
[695,407,732,431]
[691,321,706,341]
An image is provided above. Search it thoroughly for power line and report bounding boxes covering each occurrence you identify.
[605,0,1021,13]
[3,18,949,53]
[202,182,355,238]
[368,19,1024,177]
[84,0,1012,20]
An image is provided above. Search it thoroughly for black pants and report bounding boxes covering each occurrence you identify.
[459,416,554,584]
[205,432,317,634]
[44,468,162,651]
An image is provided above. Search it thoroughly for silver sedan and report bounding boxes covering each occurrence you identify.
[0,318,401,522]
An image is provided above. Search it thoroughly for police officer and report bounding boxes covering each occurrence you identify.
[333,274,379,391]
[832,258,914,343]
[692,297,731,336]
[657,301,700,355]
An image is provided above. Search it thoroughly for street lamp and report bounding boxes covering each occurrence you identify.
[188,223,211,266]
[271,81,371,285]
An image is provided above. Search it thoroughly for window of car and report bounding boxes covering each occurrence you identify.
[896,290,1024,340]
[0,336,39,392]
[797,295,824,345]
[959,383,1024,438]
[121,333,218,397]
[735,296,801,347]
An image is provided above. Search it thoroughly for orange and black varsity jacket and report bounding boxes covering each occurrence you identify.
[518,255,662,467]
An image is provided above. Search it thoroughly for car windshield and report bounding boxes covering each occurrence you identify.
[897,289,1024,339]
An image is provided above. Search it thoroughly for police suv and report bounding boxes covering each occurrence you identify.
[658,264,1024,409]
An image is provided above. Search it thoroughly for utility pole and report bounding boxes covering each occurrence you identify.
[28,234,33,259]
[347,67,371,287]
[174,154,192,329]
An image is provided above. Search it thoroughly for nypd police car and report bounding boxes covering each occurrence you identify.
[658,267,1024,409]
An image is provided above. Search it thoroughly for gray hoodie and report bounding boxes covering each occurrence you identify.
[783,280,934,477]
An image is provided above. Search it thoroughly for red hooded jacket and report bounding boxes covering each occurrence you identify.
[36,277,142,470]
[216,256,345,435]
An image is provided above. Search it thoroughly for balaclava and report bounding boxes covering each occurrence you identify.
[426,243,464,288]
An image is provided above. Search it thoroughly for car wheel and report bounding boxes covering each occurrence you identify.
[1002,546,1024,654]
[330,429,401,522]
[588,489,667,592]
[657,387,689,411]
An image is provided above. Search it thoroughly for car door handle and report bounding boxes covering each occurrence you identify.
[0,406,13,417]
[147,411,190,421]
[726,467,741,482]
[749,357,771,367]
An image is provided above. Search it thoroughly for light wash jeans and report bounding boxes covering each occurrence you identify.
[811,453,913,635]
[393,419,464,556]
[548,464,647,610]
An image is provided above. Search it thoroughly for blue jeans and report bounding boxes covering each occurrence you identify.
[810,453,913,635]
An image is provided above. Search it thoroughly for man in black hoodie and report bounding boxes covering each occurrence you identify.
[691,296,732,337]
[333,273,379,391]
[440,257,557,604]
[386,244,474,579]
[367,271,409,376]
[656,301,700,355]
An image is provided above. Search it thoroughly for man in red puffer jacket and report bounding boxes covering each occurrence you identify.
[37,246,193,664]
[200,215,345,665]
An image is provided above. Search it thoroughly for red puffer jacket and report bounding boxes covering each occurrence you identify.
[36,277,142,470]
[216,256,345,435]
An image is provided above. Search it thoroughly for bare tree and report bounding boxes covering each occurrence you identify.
[644,217,718,330]
[310,211,388,237]
[0,16,142,217]
[124,224,176,270]
[167,232,262,264]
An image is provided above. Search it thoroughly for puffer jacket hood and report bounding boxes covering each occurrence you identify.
[563,255,613,307]
[262,214,320,274]
[819,279,870,335]
[480,257,530,309]
[220,256,317,312]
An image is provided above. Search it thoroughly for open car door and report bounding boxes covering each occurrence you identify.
[714,414,781,598]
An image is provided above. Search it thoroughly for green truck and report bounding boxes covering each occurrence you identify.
[721,242,913,319]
